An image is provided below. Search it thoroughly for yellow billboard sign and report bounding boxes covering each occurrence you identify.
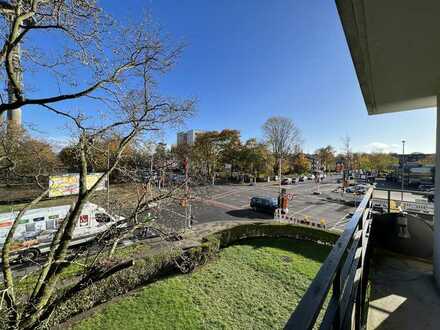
[49,173,107,198]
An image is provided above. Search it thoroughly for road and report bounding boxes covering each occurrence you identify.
[6,176,354,278]
[157,175,355,232]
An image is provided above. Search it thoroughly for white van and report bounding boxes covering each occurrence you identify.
[0,202,123,261]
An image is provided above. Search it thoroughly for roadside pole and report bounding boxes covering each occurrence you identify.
[184,157,191,229]
[401,139,406,201]
[150,151,154,200]
[279,157,282,194]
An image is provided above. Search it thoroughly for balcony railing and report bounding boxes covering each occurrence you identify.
[285,188,374,330]
[372,187,433,215]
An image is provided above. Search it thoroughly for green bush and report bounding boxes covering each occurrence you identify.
[204,222,339,248]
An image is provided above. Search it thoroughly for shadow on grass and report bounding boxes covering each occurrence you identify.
[232,237,331,264]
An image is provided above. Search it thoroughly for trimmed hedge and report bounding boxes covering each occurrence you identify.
[204,222,339,249]
[47,223,339,327]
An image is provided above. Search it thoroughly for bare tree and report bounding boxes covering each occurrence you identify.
[262,116,302,177]
[262,116,302,158]
[0,1,187,120]
[0,2,194,329]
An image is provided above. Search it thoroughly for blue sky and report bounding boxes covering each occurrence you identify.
[23,0,436,154]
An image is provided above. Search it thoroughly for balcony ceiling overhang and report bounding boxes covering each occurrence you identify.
[336,0,440,115]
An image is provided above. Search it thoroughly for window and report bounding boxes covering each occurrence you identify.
[18,218,29,224]
[46,219,56,230]
[33,217,45,222]
[95,213,111,224]
[25,223,36,232]
[48,214,59,220]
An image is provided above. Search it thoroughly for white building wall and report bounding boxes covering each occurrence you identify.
[177,130,202,146]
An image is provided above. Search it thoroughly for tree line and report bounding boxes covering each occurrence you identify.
[170,120,402,183]
[1,119,402,187]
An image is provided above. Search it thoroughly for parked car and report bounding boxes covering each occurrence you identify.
[292,177,299,184]
[137,170,158,183]
[307,174,315,180]
[250,197,278,214]
[346,184,370,194]
[419,184,434,191]
[299,176,306,182]
[133,226,161,240]
[170,174,186,184]
[281,178,292,185]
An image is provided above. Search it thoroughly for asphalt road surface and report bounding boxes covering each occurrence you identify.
[6,176,353,277]
[156,175,355,232]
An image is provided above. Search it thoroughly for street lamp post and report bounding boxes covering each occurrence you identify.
[184,157,192,229]
[279,157,282,194]
[149,150,154,200]
[401,139,406,201]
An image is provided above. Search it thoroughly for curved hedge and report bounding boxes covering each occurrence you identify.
[203,222,338,249]
[49,223,338,328]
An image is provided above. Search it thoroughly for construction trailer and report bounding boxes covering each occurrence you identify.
[0,202,123,261]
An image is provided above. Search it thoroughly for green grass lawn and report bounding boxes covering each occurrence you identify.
[72,238,330,330]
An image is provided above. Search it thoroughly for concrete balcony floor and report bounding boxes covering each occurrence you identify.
[367,252,440,330]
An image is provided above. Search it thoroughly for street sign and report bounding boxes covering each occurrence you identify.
[287,192,295,200]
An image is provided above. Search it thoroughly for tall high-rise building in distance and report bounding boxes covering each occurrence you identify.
[177,130,203,146]
[4,40,22,128]
[5,5,23,128]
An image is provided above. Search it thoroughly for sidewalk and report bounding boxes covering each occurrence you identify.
[367,253,440,330]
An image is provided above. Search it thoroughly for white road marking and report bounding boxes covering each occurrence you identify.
[210,187,254,199]
[331,213,352,228]
[197,197,246,210]
[291,204,315,214]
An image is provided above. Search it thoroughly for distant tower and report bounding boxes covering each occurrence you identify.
[4,0,22,128]
[6,41,22,128]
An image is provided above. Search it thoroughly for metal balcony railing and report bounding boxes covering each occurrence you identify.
[372,187,433,215]
[285,188,374,330]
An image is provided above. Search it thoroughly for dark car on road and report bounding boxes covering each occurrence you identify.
[250,197,278,214]
[419,184,434,191]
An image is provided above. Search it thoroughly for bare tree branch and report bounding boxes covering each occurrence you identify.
[1,187,49,324]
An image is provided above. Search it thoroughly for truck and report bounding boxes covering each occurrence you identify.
[0,202,123,261]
